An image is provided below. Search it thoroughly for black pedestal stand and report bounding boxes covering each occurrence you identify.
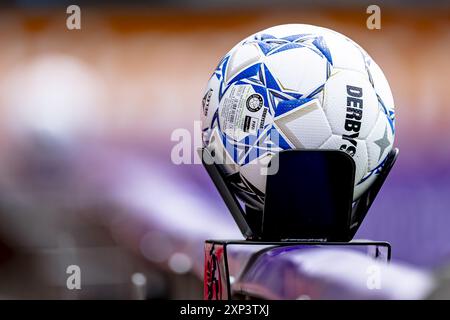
[201,147,398,300]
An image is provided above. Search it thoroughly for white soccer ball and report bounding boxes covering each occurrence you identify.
[201,24,395,208]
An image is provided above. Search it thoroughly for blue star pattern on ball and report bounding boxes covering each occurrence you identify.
[214,63,325,165]
[207,33,336,166]
[248,33,333,65]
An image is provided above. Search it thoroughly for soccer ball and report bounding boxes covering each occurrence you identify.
[201,24,395,208]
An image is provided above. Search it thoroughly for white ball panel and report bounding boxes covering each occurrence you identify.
[323,70,379,139]
[274,99,332,148]
[368,59,395,110]
[201,75,221,145]
[322,33,366,74]
[239,153,272,194]
[320,134,368,186]
[354,174,377,200]
[206,128,239,175]
[225,42,262,83]
[264,47,328,95]
[201,75,220,123]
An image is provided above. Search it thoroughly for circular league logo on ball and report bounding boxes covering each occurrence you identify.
[246,93,263,112]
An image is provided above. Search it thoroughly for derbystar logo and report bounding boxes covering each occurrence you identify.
[340,85,363,156]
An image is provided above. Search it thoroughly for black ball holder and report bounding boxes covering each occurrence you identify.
[202,147,399,299]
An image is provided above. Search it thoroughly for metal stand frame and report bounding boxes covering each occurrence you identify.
[204,239,391,300]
